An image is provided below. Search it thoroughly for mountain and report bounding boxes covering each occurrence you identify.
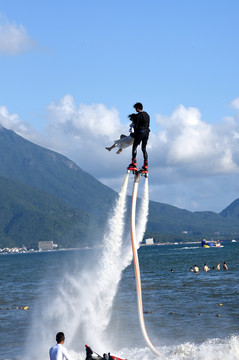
[147,199,239,242]
[0,125,239,248]
[0,176,90,249]
[0,126,116,218]
[219,199,239,219]
[0,126,118,248]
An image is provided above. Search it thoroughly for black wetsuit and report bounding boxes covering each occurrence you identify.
[85,346,93,360]
[132,110,150,162]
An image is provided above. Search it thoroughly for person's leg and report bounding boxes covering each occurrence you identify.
[132,137,140,160]
[105,144,116,151]
[116,148,122,154]
[128,139,139,169]
[141,137,148,162]
[141,133,149,170]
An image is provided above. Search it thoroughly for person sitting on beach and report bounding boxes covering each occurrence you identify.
[216,262,220,270]
[194,265,199,273]
[223,262,228,270]
[203,263,210,272]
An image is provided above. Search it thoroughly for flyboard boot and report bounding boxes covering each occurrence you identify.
[127,158,137,173]
[141,160,148,177]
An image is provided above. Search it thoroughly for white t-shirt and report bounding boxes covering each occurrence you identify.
[114,135,134,149]
[49,343,71,360]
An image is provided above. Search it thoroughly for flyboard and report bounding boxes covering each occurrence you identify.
[128,168,161,357]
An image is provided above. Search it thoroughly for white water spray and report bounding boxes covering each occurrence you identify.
[76,172,130,348]
[26,173,131,359]
[26,173,154,360]
[136,177,149,246]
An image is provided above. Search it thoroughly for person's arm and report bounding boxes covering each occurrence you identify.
[62,346,72,360]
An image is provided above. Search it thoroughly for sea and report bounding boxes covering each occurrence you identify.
[0,174,239,360]
[0,242,238,360]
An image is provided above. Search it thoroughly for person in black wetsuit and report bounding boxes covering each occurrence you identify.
[128,102,150,172]
[85,345,93,360]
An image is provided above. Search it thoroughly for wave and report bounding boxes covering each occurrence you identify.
[51,334,239,360]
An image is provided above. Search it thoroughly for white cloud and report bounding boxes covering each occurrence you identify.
[1,95,239,212]
[231,97,239,110]
[44,95,128,172]
[0,106,31,134]
[0,16,35,55]
[152,104,239,176]
[46,95,123,138]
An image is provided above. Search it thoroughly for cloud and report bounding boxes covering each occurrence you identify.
[151,104,239,178]
[0,106,36,136]
[0,15,36,55]
[46,94,123,138]
[1,95,239,212]
[231,97,239,110]
[44,95,128,173]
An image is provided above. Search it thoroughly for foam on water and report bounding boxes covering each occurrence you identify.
[62,335,239,360]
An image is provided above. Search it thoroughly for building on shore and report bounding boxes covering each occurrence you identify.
[145,238,154,245]
[38,241,54,251]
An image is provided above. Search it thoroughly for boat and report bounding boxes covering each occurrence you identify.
[201,239,222,248]
[85,345,127,360]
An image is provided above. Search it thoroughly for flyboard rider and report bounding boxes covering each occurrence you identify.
[106,102,150,174]
[127,102,150,173]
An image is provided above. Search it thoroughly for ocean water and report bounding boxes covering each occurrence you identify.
[0,175,239,360]
[0,242,238,360]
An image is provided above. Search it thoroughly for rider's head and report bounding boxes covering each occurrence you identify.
[133,102,143,111]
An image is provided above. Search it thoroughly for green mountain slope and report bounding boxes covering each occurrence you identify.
[0,126,116,219]
[0,176,90,249]
[147,199,239,242]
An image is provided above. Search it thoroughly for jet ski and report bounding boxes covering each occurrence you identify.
[85,345,127,360]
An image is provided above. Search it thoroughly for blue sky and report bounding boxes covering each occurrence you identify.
[1,0,239,212]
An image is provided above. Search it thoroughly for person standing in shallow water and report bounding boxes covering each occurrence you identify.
[194,265,199,273]
[223,262,228,270]
[204,263,210,272]
[128,102,150,172]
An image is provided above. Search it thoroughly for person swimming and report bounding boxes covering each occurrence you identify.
[203,263,210,272]
[194,265,199,273]
[223,262,228,270]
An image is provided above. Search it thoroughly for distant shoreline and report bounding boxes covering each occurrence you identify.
[1,240,236,255]
[140,241,201,246]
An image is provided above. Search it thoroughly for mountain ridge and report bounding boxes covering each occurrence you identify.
[0,125,239,248]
